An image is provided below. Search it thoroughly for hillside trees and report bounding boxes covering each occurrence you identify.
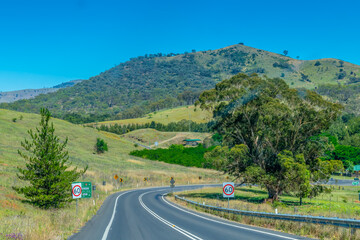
[197,73,343,201]
[13,109,87,208]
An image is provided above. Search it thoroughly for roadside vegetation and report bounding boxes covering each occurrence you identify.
[198,73,343,201]
[172,186,360,239]
[0,109,223,239]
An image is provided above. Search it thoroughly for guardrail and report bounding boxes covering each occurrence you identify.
[175,195,360,229]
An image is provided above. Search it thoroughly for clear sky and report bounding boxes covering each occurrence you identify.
[0,0,359,91]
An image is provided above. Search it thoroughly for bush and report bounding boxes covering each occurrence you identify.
[130,144,215,168]
[273,62,291,69]
[95,138,108,154]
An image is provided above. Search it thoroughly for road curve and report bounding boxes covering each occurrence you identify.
[69,185,311,240]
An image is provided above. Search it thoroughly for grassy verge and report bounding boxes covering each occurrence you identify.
[170,186,360,239]
[0,109,224,239]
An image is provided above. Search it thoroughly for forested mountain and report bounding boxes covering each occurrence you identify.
[1,43,360,123]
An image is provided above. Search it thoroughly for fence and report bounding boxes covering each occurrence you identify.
[175,195,360,229]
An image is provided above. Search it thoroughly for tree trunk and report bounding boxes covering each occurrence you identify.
[300,197,302,206]
[267,187,280,202]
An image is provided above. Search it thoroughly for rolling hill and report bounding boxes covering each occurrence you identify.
[90,105,211,126]
[122,128,211,148]
[1,43,360,123]
[0,109,220,239]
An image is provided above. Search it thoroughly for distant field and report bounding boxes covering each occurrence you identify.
[91,105,212,127]
[122,128,211,148]
[0,109,222,239]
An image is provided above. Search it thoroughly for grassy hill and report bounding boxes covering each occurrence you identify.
[0,109,221,239]
[2,44,360,123]
[122,128,211,148]
[91,105,211,126]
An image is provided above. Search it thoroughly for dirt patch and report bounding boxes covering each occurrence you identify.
[127,159,145,165]
[1,200,20,210]
[5,193,22,200]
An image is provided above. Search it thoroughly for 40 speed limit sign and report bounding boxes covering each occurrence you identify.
[223,182,234,198]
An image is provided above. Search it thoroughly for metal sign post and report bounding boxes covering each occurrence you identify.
[170,177,175,194]
[72,182,92,214]
[223,182,234,209]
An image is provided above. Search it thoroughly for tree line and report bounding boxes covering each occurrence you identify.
[96,119,209,134]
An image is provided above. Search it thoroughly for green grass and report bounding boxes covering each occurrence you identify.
[174,185,360,239]
[178,185,360,219]
[122,128,211,148]
[0,109,223,239]
[91,105,212,126]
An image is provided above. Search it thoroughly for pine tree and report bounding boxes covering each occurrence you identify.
[95,138,108,154]
[13,108,87,209]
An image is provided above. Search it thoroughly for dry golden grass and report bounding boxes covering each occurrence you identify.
[90,105,212,127]
[0,109,223,239]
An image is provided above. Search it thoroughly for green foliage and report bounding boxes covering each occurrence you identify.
[130,144,214,168]
[331,145,360,165]
[12,117,17,122]
[198,73,342,200]
[317,84,360,115]
[95,138,108,154]
[13,108,87,209]
[97,120,209,134]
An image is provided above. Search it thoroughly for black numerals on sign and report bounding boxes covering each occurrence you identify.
[74,187,81,195]
[225,187,233,193]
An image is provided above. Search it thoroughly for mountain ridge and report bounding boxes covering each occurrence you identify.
[0,79,84,103]
[1,43,359,123]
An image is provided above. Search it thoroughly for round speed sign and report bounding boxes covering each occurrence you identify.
[222,182,234,198]
[72,184,82,199]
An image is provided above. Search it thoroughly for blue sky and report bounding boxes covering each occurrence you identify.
[0,0,359,91]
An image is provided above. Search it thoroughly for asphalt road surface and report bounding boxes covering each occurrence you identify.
[69,185,311,240]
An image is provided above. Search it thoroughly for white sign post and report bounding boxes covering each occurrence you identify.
[223,182,234,209]
[72,182,82,214]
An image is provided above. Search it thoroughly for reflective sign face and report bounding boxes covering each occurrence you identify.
[72,183,82,199]
[223,182,234,198]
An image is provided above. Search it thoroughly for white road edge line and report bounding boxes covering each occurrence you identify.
[101,190,135,240]
[162,194,300,240]
[139,190,204,240]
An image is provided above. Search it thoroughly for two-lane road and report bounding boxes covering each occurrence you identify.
[69,185,310,240]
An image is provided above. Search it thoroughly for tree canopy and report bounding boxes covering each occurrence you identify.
[198,73,343,200]
[13,109,87,208]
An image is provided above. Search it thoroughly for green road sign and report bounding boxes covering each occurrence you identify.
[72,182,92,198]
[352,181,359,186]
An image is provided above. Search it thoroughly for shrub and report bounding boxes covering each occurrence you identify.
[95,138,108,154]
[314,61,321,66]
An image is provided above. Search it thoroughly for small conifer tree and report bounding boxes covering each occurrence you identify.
[95,138,108,154]
[13,108,87,209]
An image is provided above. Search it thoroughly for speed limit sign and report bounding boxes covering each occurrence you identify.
[72,183,82,199]
[223,182,234,198]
